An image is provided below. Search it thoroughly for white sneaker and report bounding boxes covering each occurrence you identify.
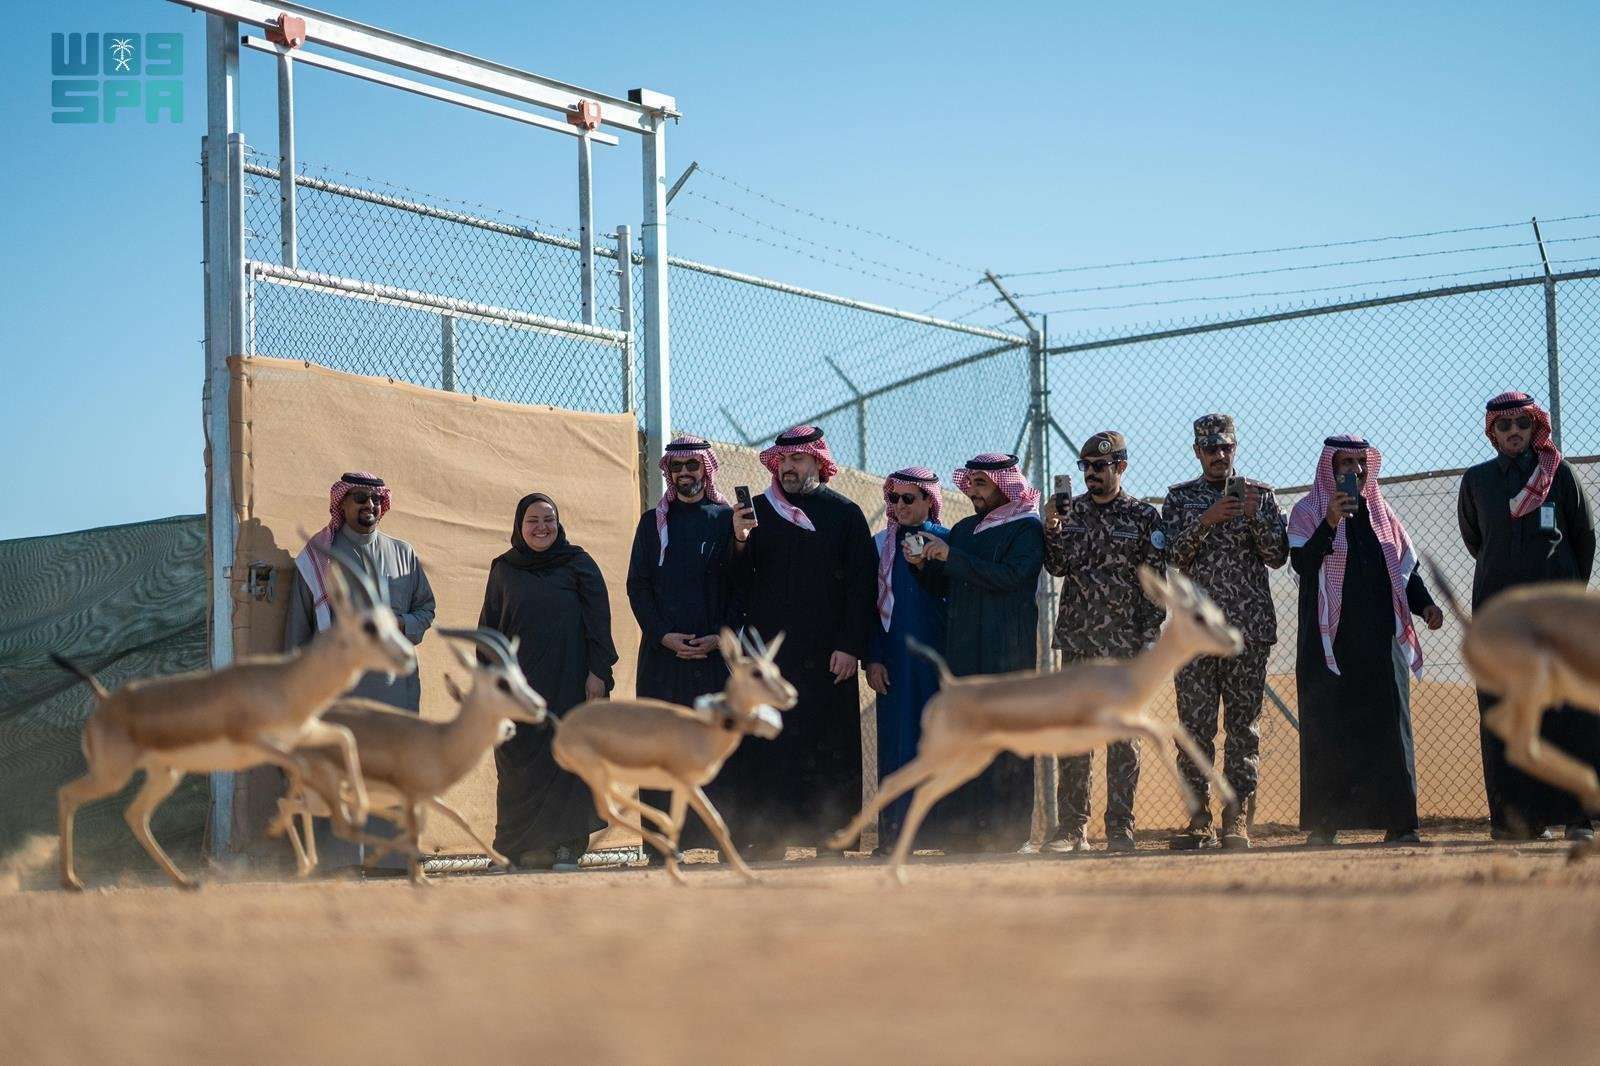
[1043,833,1091,853]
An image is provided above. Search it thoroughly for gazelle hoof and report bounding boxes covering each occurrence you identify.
[62,876,85,893]
[174,878,201,892]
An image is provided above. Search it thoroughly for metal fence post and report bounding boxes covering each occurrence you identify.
[276,49,296,268]
[615,224,635,414]
[1028,317,1057,845]
[440,314,456,391]
[641,114,671,466]
[578,130,595,325]
[202,14,241,858]
[1533,219,1562,447]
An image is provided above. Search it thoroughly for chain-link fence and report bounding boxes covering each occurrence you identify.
[233,147,1600,836]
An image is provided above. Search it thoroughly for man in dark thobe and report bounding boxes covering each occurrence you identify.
[1042,432,1166,853]
[1288,437,1443,846]
[725,425,878,860]
[909,453,1044,853]
[1458,392,1597,843]
[626,435,739,851]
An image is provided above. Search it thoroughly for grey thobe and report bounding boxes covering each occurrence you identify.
[282,526,436,710]
[282,526,436,870]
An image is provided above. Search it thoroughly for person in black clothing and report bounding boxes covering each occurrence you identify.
[724,425,878,860]
[1458,391,1598,842]
[478,493,618,870]
[1287,437,1443,846]
[626,435,740,852]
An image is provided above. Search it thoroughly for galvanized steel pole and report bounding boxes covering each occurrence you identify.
[641,115,671,466]
[577,131,595,325]
[1533,217,1562,448]
[614,225,635,414]
[202,14,242,858]
[440,314,456,391]
[1029,316,1056,846]
[276,50,296,268]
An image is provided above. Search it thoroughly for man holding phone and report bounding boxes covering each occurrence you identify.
[1161,414,1288,850]
[1458,392,1597,843]
[625,436,742,850]
[1042,431,1166,853]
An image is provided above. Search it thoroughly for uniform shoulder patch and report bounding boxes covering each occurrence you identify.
[1150,528,1168,550]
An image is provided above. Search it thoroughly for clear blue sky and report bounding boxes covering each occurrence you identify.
[4,0,1598,539]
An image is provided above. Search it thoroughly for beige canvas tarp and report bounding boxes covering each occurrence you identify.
[227,356,641,855]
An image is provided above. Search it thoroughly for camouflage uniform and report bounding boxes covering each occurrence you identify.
[1161,414,1289,826]
[1045,431,1166,840]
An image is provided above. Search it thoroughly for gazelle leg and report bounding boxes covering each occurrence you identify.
[827,754,939,851]
[276,797,313,877]
[680,783,759,884]
[300,807,319,871]
[887,752,994,886]
[403,801,429,886]
[1161,717,1238,817]
[668,789,689,854]
[124,767,195,890]
[424,796,510,868]
[1128,721,1201,820]
[295,721,370,827]
[606,784,685,883]
[582,780,682,883]
[57,741,136,892]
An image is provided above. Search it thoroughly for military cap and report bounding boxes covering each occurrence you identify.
[1193,413,1236,447]
[1080,430,1128,460]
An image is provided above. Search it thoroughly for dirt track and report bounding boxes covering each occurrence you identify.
[4,828,1598,1065]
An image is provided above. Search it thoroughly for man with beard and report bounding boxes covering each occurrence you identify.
[865,467,952,851]
[1042,432,1166,853]
[724,425,878,860]
[626,435,740,852]
[284,471,436,710]
[1161,414,1289,850]
[1458,392,1597,843]
[908,454,1044,852]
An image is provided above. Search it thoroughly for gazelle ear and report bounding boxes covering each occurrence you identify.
[323,563,353,611]
[448,640,477,671]
[1137,565,1169,606]
[718,627,743,664]
[443,674,466,703]
[1168,570,1200,608]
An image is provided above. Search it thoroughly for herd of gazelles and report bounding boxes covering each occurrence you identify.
[51,545,1600,891]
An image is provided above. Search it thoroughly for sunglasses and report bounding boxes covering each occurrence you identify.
[889,492,926,506]
[1076,458,1119,473]
[1493,417,1534,432]
[1201,443,1236,456]
[667,459,702,473]
[346,491,382,505]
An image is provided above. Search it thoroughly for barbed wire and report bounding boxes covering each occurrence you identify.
[1011,233,1600,300]
[672,211,957,297]
[998,210,1600,279]
[1035,257,1600,316]
[695,164,982,274]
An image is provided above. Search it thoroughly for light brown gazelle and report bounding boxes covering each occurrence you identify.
[52,550,414,891]
[830,566,1243,883]
[552,627,798,885]
[1430,563,1600,859]
[269,627,548,884]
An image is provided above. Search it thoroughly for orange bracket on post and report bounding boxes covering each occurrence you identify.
[267,14,308,49]
[566,100,602,131]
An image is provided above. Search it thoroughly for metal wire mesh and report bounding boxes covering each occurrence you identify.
[240,152,629,414]
[1044,273,1600,833]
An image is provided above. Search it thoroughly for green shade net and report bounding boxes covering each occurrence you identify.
[0,516,210,876]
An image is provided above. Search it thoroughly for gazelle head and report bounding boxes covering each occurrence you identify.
[439,627,549,728]
[717,627,798,740]
[1138,565,1244,661]
[318,548,419,680]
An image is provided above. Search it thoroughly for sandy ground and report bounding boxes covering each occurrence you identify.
[3,826,1598,1066]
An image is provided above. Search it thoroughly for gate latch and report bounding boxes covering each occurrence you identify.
[245,562,278,603]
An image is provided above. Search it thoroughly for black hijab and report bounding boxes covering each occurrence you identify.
[499,492,585,572]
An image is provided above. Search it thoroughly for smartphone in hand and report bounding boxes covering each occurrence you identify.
[734,484,755,520]
[1224,475,1247,501]
[1336,472,1359,511]
[1052,473,1072,513]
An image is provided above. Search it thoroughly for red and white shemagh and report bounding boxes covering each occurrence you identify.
[876,467,943,630]
[952,454,1041,534]
[758,425,839,532]
[1286,437,1422,679]
[655,436,728,565]
[296,472,391,629]
[1485,391,1562,518]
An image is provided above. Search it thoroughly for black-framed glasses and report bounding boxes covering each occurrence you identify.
[1493,416,1534,432]
[1076,458,1118,473]
[346,491,382,505]
[889,492,925,506]
[667,459,702,472]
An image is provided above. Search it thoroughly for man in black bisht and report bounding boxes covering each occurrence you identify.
[908,453,1044,853]
[1458,391,1598,843]
[626,435,740,852]
[725,424,877,861]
